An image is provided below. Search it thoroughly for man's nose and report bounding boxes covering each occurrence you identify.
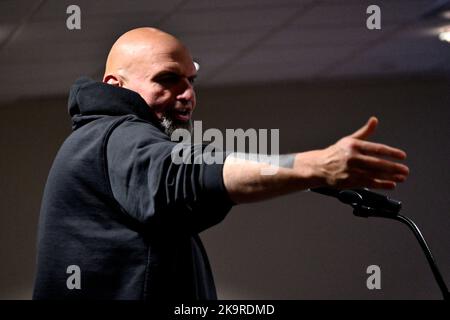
[177,79,195,105]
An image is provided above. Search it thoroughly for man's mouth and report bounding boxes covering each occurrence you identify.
[173,109,192,122]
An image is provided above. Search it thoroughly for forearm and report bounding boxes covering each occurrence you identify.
[223,151,325,204]
[223,117,410,205]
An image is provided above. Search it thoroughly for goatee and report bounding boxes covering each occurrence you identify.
[160,116,193,138]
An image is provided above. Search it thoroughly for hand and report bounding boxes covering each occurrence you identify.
[316,116,409,189]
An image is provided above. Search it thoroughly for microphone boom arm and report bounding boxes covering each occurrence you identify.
[389,214,450,301]
[310,187,449,300]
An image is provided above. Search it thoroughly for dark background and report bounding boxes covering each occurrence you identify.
[0,0,449,299]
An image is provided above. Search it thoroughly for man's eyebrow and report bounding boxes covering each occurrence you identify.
[152,70,180,77]
[152,69,197,79]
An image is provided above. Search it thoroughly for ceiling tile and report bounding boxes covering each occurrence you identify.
[33,0,182,21]
[293,0,437,28]
[160,6,296,35]
[182,0,307,11]
[0,0,39,23]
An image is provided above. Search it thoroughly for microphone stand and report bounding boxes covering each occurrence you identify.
[311,188,449,300]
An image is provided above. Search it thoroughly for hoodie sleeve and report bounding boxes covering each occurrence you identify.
[106,118,234,233]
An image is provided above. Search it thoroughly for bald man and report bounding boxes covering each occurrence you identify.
[33,28,409,300]
[103,28,196,137]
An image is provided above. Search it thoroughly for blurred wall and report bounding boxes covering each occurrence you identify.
[0,77,449,299]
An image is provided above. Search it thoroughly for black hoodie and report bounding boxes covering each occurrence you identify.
[33,77,234,300]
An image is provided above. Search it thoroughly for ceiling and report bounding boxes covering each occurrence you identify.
[0,0,449,102]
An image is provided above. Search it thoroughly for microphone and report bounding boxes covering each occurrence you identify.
[310,187,402,217]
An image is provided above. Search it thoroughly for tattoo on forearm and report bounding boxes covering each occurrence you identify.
[231,152,295,169]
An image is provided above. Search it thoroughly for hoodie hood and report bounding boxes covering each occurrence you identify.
[68,77,160,130]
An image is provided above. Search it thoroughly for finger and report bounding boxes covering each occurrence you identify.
[350,171,397,189]
[349,116,378,140]
[345,175,397,190]
[348,168,406,185]
[349,154,410,176]
[355,140,407,160]
[370,179,397,190]
[362,171,407,183]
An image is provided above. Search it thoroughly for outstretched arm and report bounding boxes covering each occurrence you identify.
[223,117,409,204]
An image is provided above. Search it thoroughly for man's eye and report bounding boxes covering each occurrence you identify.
[157,74,180,84]
[188,77,196,85]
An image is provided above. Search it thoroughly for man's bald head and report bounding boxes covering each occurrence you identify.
[103,27,191,82]
[103,27,197,136]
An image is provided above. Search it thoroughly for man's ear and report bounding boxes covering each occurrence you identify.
[103,74,123,87]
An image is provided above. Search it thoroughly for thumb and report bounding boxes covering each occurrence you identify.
[349,116,378,140]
